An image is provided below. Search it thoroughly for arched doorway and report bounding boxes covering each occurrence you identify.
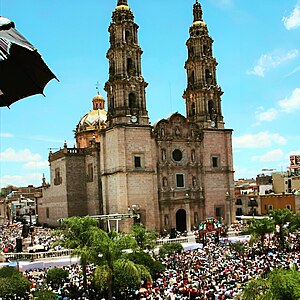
[176,209,187,232]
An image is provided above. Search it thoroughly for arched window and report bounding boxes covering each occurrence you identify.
[189,46,194,57]
[208,100,214,116]
[203,45,207,55]
[109,61,115,77]
[125,30,131,43]
[205,69,211,83]
[110,96,114,109]
[190,70,195,85]
[129,93,136,108]
[191,102,196,116]
[127,58,134,75]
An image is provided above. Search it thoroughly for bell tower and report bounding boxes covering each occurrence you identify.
[183,0,224,129]
[104,0,149,127]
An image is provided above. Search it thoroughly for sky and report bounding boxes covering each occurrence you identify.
[1,0,300,188]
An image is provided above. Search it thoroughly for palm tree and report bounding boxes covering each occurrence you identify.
[53,216,99,291]
[130,224,158,252]
[269,209,292,250]
[91,229,150,299]
[248,218,274,249]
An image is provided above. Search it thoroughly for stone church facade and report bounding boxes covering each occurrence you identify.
[38,0,235,232]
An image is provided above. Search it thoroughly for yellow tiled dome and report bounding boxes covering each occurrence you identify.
[76,94,107,133]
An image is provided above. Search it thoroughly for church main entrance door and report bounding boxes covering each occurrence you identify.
[176,209,187,232]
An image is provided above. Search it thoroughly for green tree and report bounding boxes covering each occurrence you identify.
[46,267,69,287]
[91,229,145,300]
[229,241,246,257]
[130,224,158,252]
[269,209,293,250]
[54,216,99,291]
[239,268,300,300]
[248,218,274,249]
[290,212,300,232]
[114,259,151,294]
[125,250,165,277]
[0,267,30,298]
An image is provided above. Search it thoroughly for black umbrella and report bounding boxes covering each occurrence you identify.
[0,16,57,108]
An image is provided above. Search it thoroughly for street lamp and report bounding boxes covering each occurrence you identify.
[128,204,140,224]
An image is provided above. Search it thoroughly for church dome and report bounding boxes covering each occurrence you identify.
[92,94,105,101]
[76,94,107,135]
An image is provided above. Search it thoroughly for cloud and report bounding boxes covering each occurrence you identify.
[252,149,284,162]
[233,132,287,148]
[0,132,14,138]
[0,173,44,188]
[29,135,69,144]
[23,161,49,169]
[233,166,257,180]
[254,88,300,124]
[282,1,300,30]
[246,49,298,77]
[285,65,300,77]
[0,148,42,162]
[278,88,300,112]
[255,107,278,122]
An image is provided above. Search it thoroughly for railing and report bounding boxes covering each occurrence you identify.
[156,236,189,246]
[3,249,73,262]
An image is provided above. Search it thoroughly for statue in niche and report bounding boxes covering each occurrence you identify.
[192,176,197,188]
[161,149,166,161]
[191,150,195,162]
[191,129,195,138]
[163,177,168,187]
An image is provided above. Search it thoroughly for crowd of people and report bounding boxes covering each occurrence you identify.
[24,264,97,300]
[0,223,22,253]
[0,222,300,299]
[121,233,300,299]
[0,222,63,254]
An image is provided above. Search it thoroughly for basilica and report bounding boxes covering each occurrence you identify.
[38,0,235,232]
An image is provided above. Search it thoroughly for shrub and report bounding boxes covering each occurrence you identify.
[0,269,30,298]
[0,266,20,278]
[46,267,68,285]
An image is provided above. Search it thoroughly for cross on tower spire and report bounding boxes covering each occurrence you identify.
[95,81,101,95]
[193,0,203,22]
